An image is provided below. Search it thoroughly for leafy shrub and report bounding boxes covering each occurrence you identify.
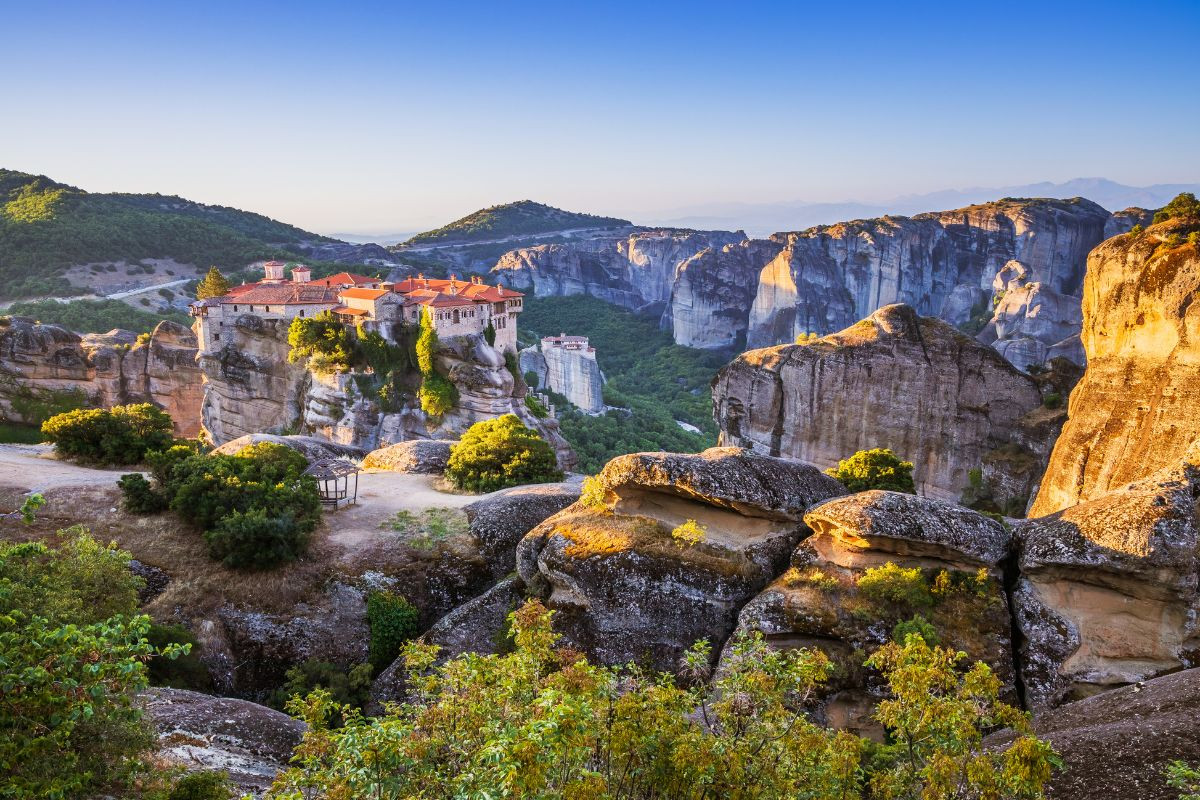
[367,591,420,672]
[892,614,940,646]
[419,372,459,417]
[579,475,608,510]
[270,660,373,723]
[118,472,168,513]
[445,414,564,493]
[1166,760,1200,800]
[288,311,357,370]
[146,623,213,691]
[1043,391,1063,409]
[671,518,707,547]
[1129,223,1144,236]
[42,402,174,465]
[826,447,916,493]
[204,508,308,570]
[524,393,549,418]
[1152,192,1200,224]
[523,369,539,389]
[168,770,233,800]
[857,562,933,610]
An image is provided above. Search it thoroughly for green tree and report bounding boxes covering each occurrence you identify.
[366,590,420,672]
[415,306,438,376]
[194,266,231,300]
[484,320,497,346]
[1167,760,1200,800]
[827,447,916,493]
[287,311,357,371]
[444,414,563,492]
[41,402,175,465]
[0,530,188,798]
[1152,192,1200,225]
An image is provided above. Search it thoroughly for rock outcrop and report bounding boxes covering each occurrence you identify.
[516,447,845,674]
[464,478,582,579]
[0,317,202,435]
[142,687,304,796]
[985,668,1200,800]
[713,304,1048,504]
[520,339,605,413]
[362,439,454,473]
[198,317,575,468]
[1031,219,1200,514]
[724,491,1016,735]
[1014,450,1200,709]
[212,433,364,461]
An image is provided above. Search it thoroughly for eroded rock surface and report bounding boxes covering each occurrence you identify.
[516,447,845,674]
[713,304,1047,503]
[465,478,583,578]
[0,317,202,435]
[362,439,454,473]
[212,433,364,461]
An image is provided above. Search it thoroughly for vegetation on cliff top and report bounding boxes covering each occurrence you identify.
[826,447,917,493]
[5,298,191,334]
[444,414,563,493]
[405,200,630,245]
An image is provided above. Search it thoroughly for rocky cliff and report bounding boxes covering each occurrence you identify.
[519,342,605,413]
[0,317,202,435]
[1031,217,1200,514]
[493,198,1123,366]
[712,304,1049,505]
[197,314,574,466]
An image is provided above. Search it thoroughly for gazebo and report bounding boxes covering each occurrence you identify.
[303,458,361,509]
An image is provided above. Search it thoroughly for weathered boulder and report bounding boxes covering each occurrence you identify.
[516,448,845,674]
[979,282,1084,371]
[714,304,1046,502]
[362,439,454,473]
[1031,218,1200,514]
[211,433,363,461]
[1014,451,1200,709]
[464,478,582,578]
[142,687,304,796]
[0,317,202,435]
[986,668,1200,800]
[722,491,1015,735]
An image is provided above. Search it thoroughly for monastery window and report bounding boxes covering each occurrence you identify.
[213,333,220,341]
[233,305,238,311]
[299,309,305,317]
[453,309,460,324]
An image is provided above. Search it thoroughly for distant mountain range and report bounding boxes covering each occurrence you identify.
[647,178,1200,238]
[403,200,630,246]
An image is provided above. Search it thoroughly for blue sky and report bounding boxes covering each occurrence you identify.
[2,0,1198,234]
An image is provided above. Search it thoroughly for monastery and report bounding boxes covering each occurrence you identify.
[190,261,523,353]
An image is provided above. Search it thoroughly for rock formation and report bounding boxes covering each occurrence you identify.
[197,315,575,468]
[519,336,605,413]
[724,491,1016,735]
[1031,219,1200,514]
[516,447,845,674]
[1014,449,1200,709]
[493,198,1122,367]
[142,687,305,795]
[0,317,203,435]
[211,433,363,460]
[361,439,454,473]
[713,304,1048,504]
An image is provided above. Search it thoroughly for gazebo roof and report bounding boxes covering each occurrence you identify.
[303,458,361,480]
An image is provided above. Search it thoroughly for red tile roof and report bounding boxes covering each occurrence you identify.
[307,272,379,288]
[391,276,522,300]
[332,305,369,317]
[219,284,340,305]
[338,287,389,301]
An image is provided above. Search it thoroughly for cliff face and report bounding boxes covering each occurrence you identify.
[198,315,575,466]
[1031,219,1200,515]
[519,344,605,413]
[492,199,1118,367]
[0,317,202,435]
[712,304,1047,503]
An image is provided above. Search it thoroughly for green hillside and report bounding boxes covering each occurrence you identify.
[0,169,335,300]
[405,200,629,246]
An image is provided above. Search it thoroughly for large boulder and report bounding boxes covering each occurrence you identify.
[464,478,582,578]
[211,433,363,461]
[986,668,1200,800]
[362,439,454,473]
[1014,450,1200,709]
[516,447,845,674]
[1032,218,1200,515]
[714,304,1048,503]
[142,687,304,796]
[723,491,1016,736]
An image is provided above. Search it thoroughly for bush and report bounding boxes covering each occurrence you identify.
[671,519,707,547]
[1043,391,1062,409]
[287,311,357,370]
[892,614,940,646]
[483,321,496,346]
[168,770,233,800]
[445,414,564,493]
[579,475,607,510]
[826,447,916,493]
[524,394,549,418]
[270,660,373,723]
[118,472,168,513]
[524,369,539,389]
[204,508,308,570]
[1152,192,1200,225]
[367,591,420,672]
[42,403,175,465]
[857,562,933,610]
[419,372,459,417]
[146,623,213,691]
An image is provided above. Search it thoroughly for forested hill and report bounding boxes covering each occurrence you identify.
[404,200,630,246]
[0,169,336,299]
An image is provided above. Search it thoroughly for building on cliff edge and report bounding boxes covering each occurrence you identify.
[190,262,523,353]
[520,333,605,414]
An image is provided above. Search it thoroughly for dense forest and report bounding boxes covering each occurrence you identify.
[5,299,191,334]
[0,170,332,300]
[405,200,630,246]
[519,295,726,472]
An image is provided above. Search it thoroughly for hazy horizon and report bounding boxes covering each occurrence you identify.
[4,0,1198,235]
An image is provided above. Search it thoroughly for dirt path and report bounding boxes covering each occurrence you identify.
[0,444,137,495]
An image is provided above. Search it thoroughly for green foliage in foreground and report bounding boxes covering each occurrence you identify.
[5,299,191,334]
[42,402,175,465]
[366,590,421,672]
[405,199,629,245]
[827,447,917,494]
[122,441,321,569]
[0,530,188,799]
[445,414,563,493]
[267,600,1057,800]
[1167,760,1200,800]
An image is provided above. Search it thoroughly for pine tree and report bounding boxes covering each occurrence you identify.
[195,266,231,300]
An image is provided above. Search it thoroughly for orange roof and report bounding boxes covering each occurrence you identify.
[332,305,369,317]
[307,272,378,287]
[219,284,339,305]
[391,276,523,301]
[338,287,389,300]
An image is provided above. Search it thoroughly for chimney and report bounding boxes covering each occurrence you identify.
[291,265,311,283]
[381,281,395,292]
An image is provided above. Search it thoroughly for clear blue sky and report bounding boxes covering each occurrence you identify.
[2,0,1197,234]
